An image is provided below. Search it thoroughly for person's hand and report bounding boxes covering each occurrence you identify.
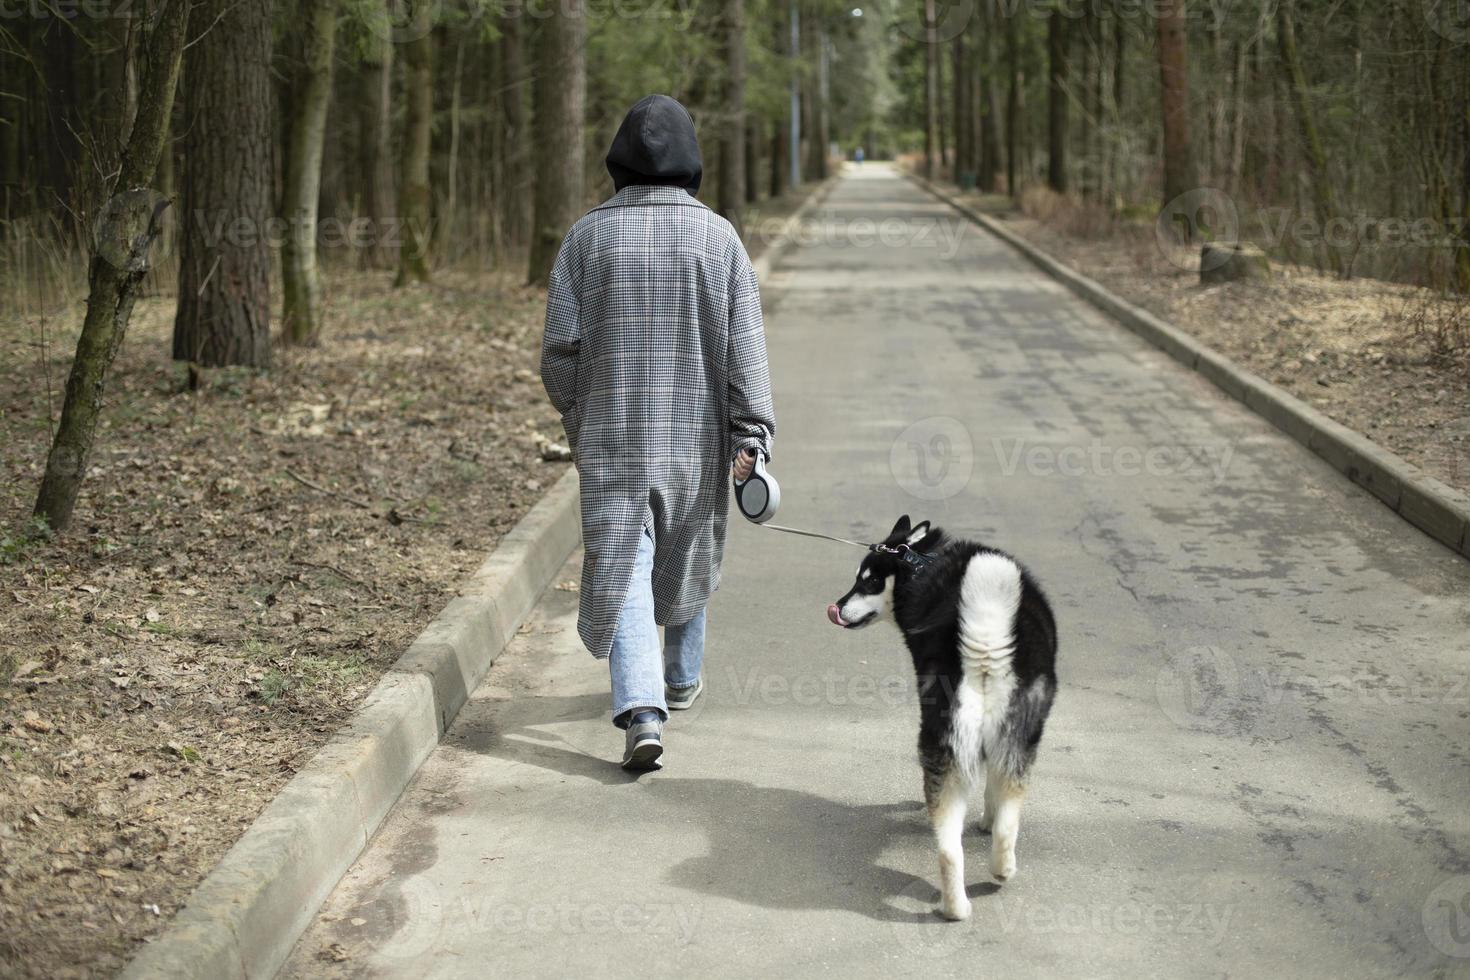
[732,448,758,482]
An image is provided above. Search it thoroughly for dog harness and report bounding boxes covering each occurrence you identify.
[870,542,939,575]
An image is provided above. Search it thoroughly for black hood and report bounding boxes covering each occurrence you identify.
[605,94,703,196]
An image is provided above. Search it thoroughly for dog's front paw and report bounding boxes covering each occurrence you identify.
[990,850,1016,882]
[937,895,972,921]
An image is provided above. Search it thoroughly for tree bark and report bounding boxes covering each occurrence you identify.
[937,30,949,173]
[527,0,586,287]
[1085,7,1101,198]
[953,29,970,178]
[438,35,466,259]
[394,0,433,286]
[358,26,394,269]
[173,0,273,368]
[1277,0,1342,276]
[1460,85,1470,291]
[1155,0,1196,208]
[1047,9,1069,193]
[978,0,1001,192]
[923,0,940,180]
[499,15,531,249]
[816,26,830,180]
[1113,0,1126,115]
[745,116,761,205]
[1229,39,1248,195]
[771,115,788,198]
[36,0,189,532]
[1005,4,1019,195]
[718,0,747,232]
[281,0,339,345]
[801,10,821,182]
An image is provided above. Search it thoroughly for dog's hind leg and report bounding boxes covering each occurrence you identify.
[986,761,1025,882]
[923,760,971,921]
[978,772,997,833]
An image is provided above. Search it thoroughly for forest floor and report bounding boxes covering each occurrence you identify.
[0,186,816,979]
[0,266,564,978]
[938,181,1470,497]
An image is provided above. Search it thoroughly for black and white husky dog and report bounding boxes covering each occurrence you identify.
[828,516,1058,921]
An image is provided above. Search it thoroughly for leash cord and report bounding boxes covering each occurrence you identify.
[757,522,870,550]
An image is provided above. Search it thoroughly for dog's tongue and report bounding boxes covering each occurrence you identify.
[827,604,847,627]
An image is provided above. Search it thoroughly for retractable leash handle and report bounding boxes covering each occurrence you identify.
[733,452,781,524]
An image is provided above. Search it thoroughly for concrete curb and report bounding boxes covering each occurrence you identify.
[907,171,1470,561]
[119,173,837,980]
[121,468,583,980]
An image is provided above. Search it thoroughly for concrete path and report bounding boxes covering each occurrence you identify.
[282,166,1470,978]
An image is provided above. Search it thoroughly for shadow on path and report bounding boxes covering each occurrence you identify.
[458,694,1001,922]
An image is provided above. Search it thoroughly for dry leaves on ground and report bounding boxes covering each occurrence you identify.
[966,191,1470,495]
[0,267,567,978]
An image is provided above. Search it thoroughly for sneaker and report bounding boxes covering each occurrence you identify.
[621,715,664,771]
[665,676,704,711]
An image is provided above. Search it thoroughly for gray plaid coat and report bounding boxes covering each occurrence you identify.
[540,184,776,659]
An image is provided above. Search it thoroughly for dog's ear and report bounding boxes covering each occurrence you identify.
[889,515,912,540]
[906,521,931,546]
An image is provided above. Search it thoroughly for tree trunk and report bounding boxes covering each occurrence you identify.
[771,115,787,198]
[953,30,969,179]
[1155,0,1195,208]
[1229,39,1248,195]
[1085,8,1102,198]
[527,0,586,287]
[438,35,465,260]
[1113,0,1127,195]
[1460,85,1470,291]
[499,15,530,249]
[745,117,761,205]
[358,27,394,269]
[394,0,433,286]
[718,0,747,231]
[923,0,940,180]
[36,0,189,532]
[1005,4,1019,195]
[1207,16,1227,183]
[1459,115,1470,291]
[816,26,830,180]
[978,0,1001,192]
[788,0,801,190]
[1047,9,1069,193]
[1113,1,1126,114]
[937,31,949,174]
[173,0,273,368]
[1277,0,1342,276]
[281,0,338,345]
[801,11,820,181]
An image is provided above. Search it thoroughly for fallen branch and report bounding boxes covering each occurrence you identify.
[285,469,444,526]
[289,558,379,596]
[284,468,374,510]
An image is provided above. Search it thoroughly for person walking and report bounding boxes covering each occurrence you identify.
[540,94,776,772]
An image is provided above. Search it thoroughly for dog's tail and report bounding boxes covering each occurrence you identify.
[956,552,1022,660]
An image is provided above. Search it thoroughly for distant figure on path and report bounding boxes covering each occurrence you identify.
[540,94,777,772]
[855,146,865,164]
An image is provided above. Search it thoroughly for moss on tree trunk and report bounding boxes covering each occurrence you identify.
[34,0,189,532]
[281,0,339,344]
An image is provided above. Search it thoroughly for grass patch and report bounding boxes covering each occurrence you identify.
[0,516,51,566]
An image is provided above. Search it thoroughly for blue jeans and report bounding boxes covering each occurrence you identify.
[609,528,706,729]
